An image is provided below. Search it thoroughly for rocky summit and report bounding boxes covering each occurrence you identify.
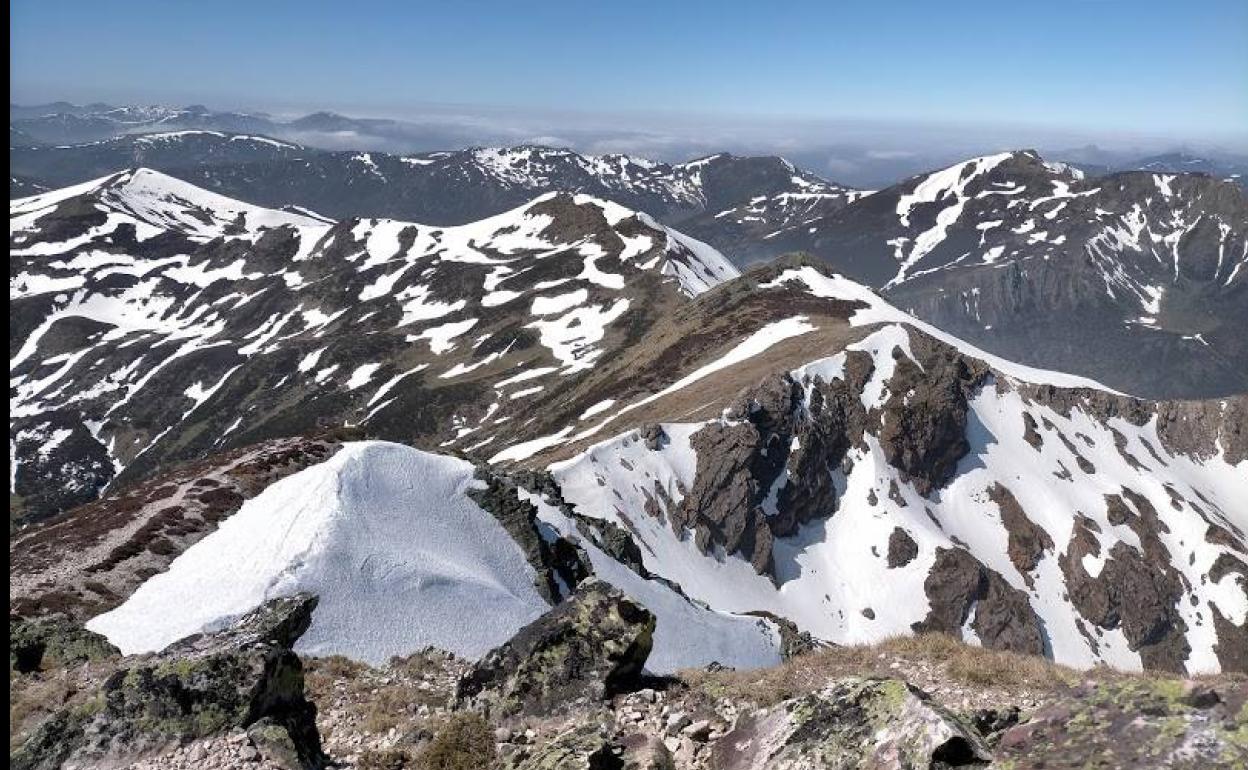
[8,136,1248,769]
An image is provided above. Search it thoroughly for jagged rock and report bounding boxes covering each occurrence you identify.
[994,678,1248,768]
[573,512,651,578]
[457,578,655,718]
[640,423,669,451]
[875,342,988,496]
[745,611,828,660]
[9,614,119,673]
[468,469,593,602]
[709,676,991,769]
[508,723,621,770]
[989,483,1053,585]
[675,372,856,578]
[912,548,1044,655]
[678,421,775,574]
[886,527,919,568]
[11,593,326,770]
[1058,492,1192,672]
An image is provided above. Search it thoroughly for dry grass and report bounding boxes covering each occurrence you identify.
[357,747,414,770]
[9,665,91,752]
[678,632,1184,708]
[414,712,495,770]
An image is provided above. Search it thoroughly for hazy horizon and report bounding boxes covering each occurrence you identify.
[11,0,1247,187]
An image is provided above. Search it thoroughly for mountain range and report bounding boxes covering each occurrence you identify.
[12,127,1247,399]
[9,168,1247,682]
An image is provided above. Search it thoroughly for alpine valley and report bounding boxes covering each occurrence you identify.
[9,118,1248,770]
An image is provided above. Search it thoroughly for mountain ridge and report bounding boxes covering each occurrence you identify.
[9,172,1246,679]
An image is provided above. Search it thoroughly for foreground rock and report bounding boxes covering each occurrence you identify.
[993,678,1248,769]
[9,613,119,673]
[710,677,991,770]
[457,578,656,718]
[11,594,326,770]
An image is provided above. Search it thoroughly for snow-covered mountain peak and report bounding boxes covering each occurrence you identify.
[11,167,327,247]
[9,175,744,521]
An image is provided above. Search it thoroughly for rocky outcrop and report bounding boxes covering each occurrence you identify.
[989,483,1053,585]
[1058,489,1194,672]
[673,368,864,578]
[886,527,919,568]
[912,548,1045,655]
[873,338,989,496]
[709,677,991,769]
[457,579,656,718]
[468,469,593,603]
[11,593,326,770]
[993,678,1248,769]
[9,613,119,673]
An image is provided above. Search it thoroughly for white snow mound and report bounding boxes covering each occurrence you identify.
[87,441,550,664]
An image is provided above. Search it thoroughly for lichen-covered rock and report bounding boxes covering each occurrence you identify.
[457,579,655,718]
[507,723,621,770]
[709,676,991,769]
[10,593,326,770]
[620,732,677,770]
[9,613,119,672]
[247,716,307,770]
[994,678,1248,769]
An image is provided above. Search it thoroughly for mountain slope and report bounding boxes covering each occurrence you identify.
[767,151,1248,398]
[11,134,863,263]
[10,176,1245,676]
[9,169,739,522]
[522,263,1246,673]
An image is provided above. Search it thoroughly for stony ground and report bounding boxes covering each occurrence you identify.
[16,632,1241,770]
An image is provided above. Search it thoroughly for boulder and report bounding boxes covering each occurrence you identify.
[457,579,655,717]
[11,593,326,770]
[709,677,991,769]
[9,613,119,673]
[508,723,621,770]
[993,678,1248,768]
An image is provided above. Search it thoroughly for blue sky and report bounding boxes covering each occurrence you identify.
[10,0,1248,145]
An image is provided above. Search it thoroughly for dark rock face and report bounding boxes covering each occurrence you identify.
[1058,490,1193,672]
[709,677,991,770]
[913,548,1045,656]
[873,341,988,496]
[673,369,865,578]
[11,593,326,770]
[457,579,655,718]
[679,421,779,575]
[989,483,1053,585]
[886,527,919,568]
[468,470,592,603]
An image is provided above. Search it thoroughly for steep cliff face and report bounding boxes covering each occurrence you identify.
[545,264,1247,674]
